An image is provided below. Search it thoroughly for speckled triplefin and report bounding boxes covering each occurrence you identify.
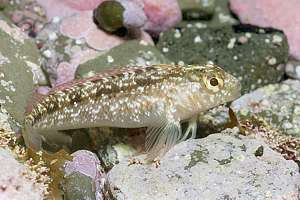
[23,64,241,160]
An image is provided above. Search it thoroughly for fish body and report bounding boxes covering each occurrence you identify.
[23,64,241,159]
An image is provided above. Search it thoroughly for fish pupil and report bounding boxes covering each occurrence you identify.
[210,78,219,86]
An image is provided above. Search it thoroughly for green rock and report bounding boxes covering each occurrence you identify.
[64,172,96,200]
[76,40,171,78]
[157,25,288,94]
[178,0,216,20]
[209,0,237,26]
[93,0,125,33]
[0,20,45,124]
[178,0,237,28]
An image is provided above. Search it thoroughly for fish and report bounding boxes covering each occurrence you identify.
[23,64,241,160]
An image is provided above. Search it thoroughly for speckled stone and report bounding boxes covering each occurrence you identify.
[0,148,45,200]
[76,40,171,78]
[157,25,288,94]
[107,131,300,200]
[232,79,300,137]
[0,19,46,124]
[198,79,300,138]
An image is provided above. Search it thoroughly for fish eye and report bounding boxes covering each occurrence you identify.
[204,75,224,93]
[209,78,219,86]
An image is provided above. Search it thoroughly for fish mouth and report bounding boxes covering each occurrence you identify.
[224,73,242,103]
[228,85,241,102]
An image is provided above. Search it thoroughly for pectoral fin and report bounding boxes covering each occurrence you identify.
[180,116,198,142]
[145,120,182,161]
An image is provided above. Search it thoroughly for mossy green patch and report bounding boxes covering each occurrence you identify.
[185,145,209,170]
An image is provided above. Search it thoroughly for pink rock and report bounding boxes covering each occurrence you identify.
[60,11,94,39]
[64,0,104,11]
[230,0,300,60]
[56,49,99,85]
[56,62,75,85]
[37,0,104,20]
[141,0,182,35]
[36,86,51,95]
[36,0,79,20]
[59,11,125,50]
[85,27,125,50]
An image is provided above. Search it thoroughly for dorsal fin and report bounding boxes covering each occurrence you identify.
[48,66,146,94]
[49,64,177,94]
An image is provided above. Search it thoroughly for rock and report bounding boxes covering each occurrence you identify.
[37,10,153,86]
[37,0,180,36]
[3,0,47,37]
[64,150,106,200]
[230,0,300,60]
[178,0,216,20]
[36,0,104,20]
[178,0,237,28]
[64,172,97,200]
[285,60,300,80]
[63,0,103,11]
[0,19,47,124]
[141,0,182,35]
[107,131,300,200]
[157,25,288,94]
[231,79,300,137]
[0,0,8,10]
[198,79,300,138]
[0,148,45,200]
[93,0,147,33]
[76,40,171,78]
[87,127,144,170]
[59,11,125,50]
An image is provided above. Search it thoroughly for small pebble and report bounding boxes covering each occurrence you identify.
[174,30,181,38]
[107,55,114,63]
[227,38,236,49]
[194,35,202,43]
[238,36,248,44]
[42,50,52,58]
[272,35,283,44]
[162,47,169,53]
[268,57,277,65]
[245,33,252,38]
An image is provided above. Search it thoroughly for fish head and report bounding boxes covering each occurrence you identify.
[185,64,241,111]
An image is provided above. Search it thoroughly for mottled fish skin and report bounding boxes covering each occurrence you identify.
[23,64,241,160]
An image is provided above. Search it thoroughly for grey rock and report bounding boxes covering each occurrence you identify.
[64,150,106,200]
[64,172,96,200]
[82,127,143,170]
[198,79,300,138]
[0,19,46,124]
[157,25,288,94]
[0,148,45,200]
[107,131,300,200]
[76,40,171,78]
